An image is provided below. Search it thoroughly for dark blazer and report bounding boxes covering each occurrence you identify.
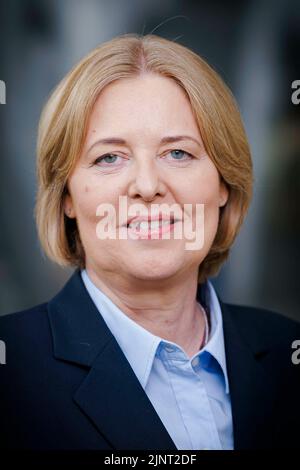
[0,268,300,450]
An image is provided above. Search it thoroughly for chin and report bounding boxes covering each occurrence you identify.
[124,257,183,281]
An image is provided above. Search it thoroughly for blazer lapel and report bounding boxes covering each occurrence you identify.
[47,268,177,450]
[219,300,277,449]
[73,339,177,450]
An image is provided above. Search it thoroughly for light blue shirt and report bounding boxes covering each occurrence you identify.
[81,269,234,450]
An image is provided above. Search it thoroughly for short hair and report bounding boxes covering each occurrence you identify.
[35,33,253,283]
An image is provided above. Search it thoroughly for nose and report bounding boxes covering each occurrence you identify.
[127,157,167,202]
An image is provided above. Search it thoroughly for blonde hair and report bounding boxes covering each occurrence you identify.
[35,33,253,282]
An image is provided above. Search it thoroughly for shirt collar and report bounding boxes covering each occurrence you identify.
[81,269,161,389]
[81,269,230,394]
[203,280,230,394]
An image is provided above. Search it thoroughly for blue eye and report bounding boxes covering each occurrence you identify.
[95,154,119,165]
[169,149,193,161]
[171,150,187,159]
[103,155,118,163]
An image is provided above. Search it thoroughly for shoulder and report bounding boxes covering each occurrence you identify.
[0,303,52,366]
[221,302,300,336]
[222,301,300,338]
[220,301,300,371]
[0,302,49,334]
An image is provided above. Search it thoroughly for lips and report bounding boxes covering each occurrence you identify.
[126,218,177,240]
[125,214,176,229]
[127,219,175,231]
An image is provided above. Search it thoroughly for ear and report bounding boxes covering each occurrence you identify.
[63,191,76,218]
[219,180,229,208]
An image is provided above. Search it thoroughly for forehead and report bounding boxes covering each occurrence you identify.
[86,74,201,138]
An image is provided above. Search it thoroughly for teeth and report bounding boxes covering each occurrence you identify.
[140,221,151,230]
[128,220,173,230]
[127,221,138,230]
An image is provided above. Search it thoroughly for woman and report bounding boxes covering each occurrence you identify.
[0,33,299,450]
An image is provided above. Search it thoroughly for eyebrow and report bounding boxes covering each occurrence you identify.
[87,135,203,152]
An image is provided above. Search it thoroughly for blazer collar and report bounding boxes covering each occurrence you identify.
[48,268,273,450]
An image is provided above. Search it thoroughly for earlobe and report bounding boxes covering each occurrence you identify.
[219,181,229,207]
[64,193,76,218]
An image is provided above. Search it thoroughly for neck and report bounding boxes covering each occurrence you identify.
[85,265,207,358]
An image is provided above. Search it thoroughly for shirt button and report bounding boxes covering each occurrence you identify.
[191,356,200,367]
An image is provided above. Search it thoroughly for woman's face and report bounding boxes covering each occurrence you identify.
[65,74,228,283]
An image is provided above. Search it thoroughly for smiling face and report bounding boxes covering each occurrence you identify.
[64,73,228,284]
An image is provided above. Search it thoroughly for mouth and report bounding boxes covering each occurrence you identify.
[126,219,175,230]
[126,217,177,239]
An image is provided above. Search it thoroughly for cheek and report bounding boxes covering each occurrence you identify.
[198,177,222,226]
[177,169,221,209]
[72,181,123,245]
[71,174,111,220]
[76,192,98,224]
[177,168,221,243]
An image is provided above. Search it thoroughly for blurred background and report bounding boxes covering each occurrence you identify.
[0,0,299,321]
